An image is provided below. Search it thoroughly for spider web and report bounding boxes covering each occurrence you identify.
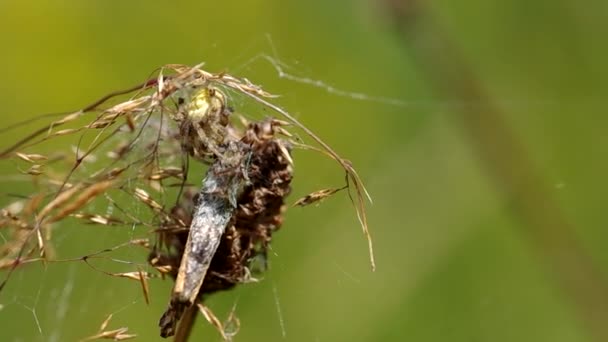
[0,80,188,341]
[0,39,402,342]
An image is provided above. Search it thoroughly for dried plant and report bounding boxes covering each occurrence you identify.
[0,63,373,340]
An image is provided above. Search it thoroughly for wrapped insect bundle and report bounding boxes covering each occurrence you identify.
[154,83,294,338]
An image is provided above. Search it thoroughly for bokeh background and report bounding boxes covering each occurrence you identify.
[1,1,607,341]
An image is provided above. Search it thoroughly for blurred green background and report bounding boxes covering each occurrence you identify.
[1,1,607,341]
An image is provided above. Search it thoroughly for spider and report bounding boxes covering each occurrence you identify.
[172,86,231,163]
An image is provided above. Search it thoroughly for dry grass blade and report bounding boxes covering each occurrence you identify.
[99,313,114,331]
[80,314,137,341]
[138,267,151,305]
[37,184,85,220]
[71,213,125,226]
[293,186,347,207]
[0,78,160,159]
[23,164,44,176]
[197,304,229,341]
[234,91,376,270]
[101,268,153,305]
[132,188,163,212]
[15,152,48,163]
[110,271,151,281]
[148,167,184,181]
[48,181,114,223]
[51,128,82,137]
[99,269,151,305]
